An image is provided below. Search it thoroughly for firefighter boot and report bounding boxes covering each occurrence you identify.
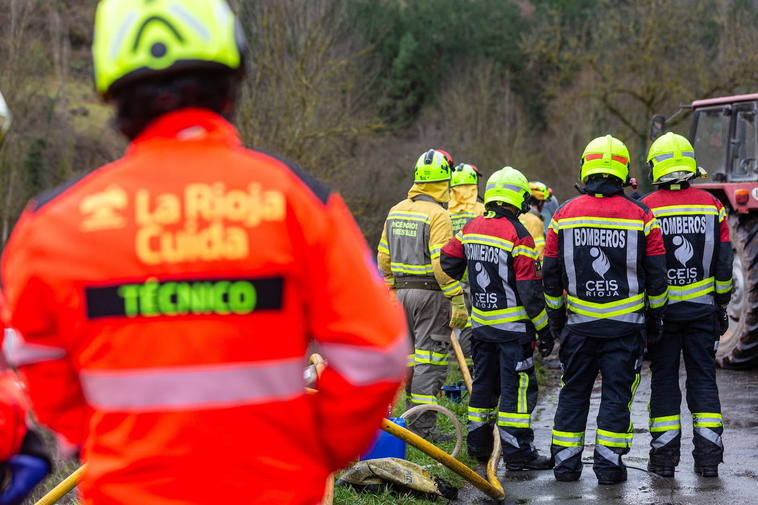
[467,422,494,463]
[593,445,628,485]
[551,443,583,482]
[694,464,719,478]
[648,430,680,478]
[647,451,676,478]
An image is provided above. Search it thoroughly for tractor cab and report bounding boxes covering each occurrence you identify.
[690,94,758,185]
[651,94,758,369]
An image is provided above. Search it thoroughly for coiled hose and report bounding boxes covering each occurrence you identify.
[399,404,464,458]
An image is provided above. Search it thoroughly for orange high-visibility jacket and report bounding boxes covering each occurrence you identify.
[2,109,408,505]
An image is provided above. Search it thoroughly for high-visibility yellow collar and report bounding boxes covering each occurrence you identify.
[449,185,479,213]
[408,181,450,203]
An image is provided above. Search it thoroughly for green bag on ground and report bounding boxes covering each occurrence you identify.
[336,457,457,500]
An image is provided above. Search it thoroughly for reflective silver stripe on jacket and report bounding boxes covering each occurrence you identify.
[320,335,408,387]
[568,312,644,325]
[498,249,519,307]
[5,329,67,367]
[702,214,715,279]
[80,358,306,411]
[563,229,577,294]
[471,320,527,333]
[626,229,639,295]
[668,278,715,305]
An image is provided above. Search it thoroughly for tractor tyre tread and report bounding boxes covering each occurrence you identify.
[720,213,758,368]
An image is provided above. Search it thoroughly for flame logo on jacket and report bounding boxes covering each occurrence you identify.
[475,262,491,291]
[672,235,694,267]
[590,247,610,279]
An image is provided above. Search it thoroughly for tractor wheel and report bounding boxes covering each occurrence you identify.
[717,213,758,369]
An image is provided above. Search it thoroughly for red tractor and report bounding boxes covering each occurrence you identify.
[652,94,758,368]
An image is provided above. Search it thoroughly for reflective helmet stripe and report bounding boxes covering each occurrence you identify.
[584,153,629,165]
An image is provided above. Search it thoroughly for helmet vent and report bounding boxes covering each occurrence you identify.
[151,42,167,58]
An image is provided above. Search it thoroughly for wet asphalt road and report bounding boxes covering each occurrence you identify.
[461,362,758,505]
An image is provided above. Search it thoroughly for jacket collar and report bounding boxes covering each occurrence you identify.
[486,204,519,220]
[407,181,451,204]
[582,177,624,197]
[129,108,242,152]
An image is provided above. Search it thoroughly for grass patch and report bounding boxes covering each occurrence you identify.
[25,458,80,505]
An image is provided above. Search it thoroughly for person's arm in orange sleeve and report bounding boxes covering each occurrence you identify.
[302,192,408,472]
[1,211,90,451]
[376,221,394,289]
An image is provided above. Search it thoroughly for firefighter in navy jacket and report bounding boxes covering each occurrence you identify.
[442,167,554,470]
[642,133,733,478]
[543,135,668,485]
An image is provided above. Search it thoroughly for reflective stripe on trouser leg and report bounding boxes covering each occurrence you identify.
[596,430,632,468]
[414,349,450,366]
[468,406,496,431]
[594,429,633,473]
[596,429,633,449]
[595,445,621,467]
[649,414,681,450]
[551,430,585,469]
[692,412,724,464]
[497,412,530,428]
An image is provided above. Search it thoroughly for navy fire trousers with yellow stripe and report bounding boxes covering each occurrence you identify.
[467,338,538,463]
[648,315,723,467]
[551,331,643,481]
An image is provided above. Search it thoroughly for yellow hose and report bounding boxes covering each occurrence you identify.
[381,419,504,500]
[450,329,473,393]
[34,464,86,505]
[487,428,504,497]
[399,404,464,458]
[450,329,505,498]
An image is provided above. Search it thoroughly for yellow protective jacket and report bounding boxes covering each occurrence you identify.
[377,182,463,297]
[448,185,485,235]
[519,211,546,260]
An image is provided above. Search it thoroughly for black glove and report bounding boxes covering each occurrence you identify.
[548,315,566,344]
[717,306,729,336]
[537,330,555,358]
[645,314,664,345]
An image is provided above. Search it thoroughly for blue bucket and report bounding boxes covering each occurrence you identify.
[441,384,467,403]
[361,417,407,460]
